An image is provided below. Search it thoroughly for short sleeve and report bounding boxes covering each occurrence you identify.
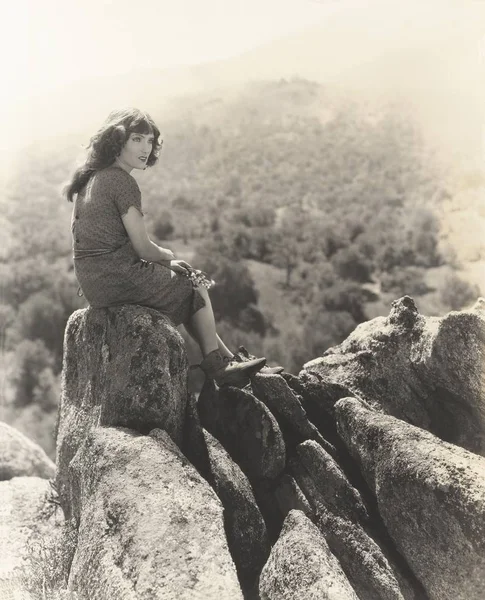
[110,168,144,217]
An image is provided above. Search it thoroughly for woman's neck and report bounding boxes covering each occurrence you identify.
[113,157,133,174]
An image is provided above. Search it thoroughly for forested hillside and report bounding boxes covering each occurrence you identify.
[1,78,482,457]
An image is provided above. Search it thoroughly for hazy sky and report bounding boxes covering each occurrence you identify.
[3,0,484,159]
[4,0,347,102]
[6,0,483,101]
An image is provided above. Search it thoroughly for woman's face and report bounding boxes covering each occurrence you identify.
[116,130,155,172]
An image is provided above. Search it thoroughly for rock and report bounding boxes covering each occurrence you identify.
[315,509,417,600]
[282,373,356,453]
[183,393,270,593]
[56,305,189,516]
[198,380,286,481]
[335,397,485,600]
[0,422,55,481]
[259,509,359,600]
[289,442,419,600]
[288,470,415,600]
[203,429,271,593]
[284,372,352,413]
[66,426,243,600]
[0,476,60,598]
[303,296,485,455]
[251,374,337,457]
[295,440,368,523]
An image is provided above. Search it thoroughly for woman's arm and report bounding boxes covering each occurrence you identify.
[122,206,175,263]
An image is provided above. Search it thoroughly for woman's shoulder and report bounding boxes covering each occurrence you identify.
[96,165,140,191]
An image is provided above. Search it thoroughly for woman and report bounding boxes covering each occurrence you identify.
[64,107,267,385]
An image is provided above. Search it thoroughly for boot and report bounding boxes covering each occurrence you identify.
[234,346,285,375]
[199,349,266,386]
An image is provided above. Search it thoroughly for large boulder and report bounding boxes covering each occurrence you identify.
[259,509,359,600]
[303,296,485,455]
[56,305,189,515]
[66,426,243,600]
[0,422,55,480]
[336,397,485,600]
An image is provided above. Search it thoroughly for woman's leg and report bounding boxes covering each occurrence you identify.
[185,287,267,383]
[185,321,234,360]
[215,334,234,359]
[186,287,233,358]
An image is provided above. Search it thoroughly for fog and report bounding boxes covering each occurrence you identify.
[4,0,484,164]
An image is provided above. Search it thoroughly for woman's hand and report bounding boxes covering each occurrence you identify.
[170,259,192,275]
[158,246,175,261]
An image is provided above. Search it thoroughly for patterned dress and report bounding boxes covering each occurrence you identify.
[71,165,205,326]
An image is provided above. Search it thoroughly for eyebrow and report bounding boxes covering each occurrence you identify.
[131,133,154,138]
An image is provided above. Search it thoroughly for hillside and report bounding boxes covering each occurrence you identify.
[1,77,483,457]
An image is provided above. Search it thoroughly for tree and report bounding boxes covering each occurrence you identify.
[269,228,300,288]
[332,245,373,283]
[195,253,261,330]
[408,207,442,268]
[238,305,268,336]
[0,304,16,352]
[32,367,60,412]
[380,266,431,296]
[1,258,57,306]
[269,206,311,287]
[11,339,54,408]
[16,291,66,368]
[318,281,369,323]
[302,310,356,357]
[439,273,480,311]
[152,210,174,240]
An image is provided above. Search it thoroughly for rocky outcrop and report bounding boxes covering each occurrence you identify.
[66,426,243,600]
[336,397,485,600]
[259,509,359,600]
[0,422,55,480]
[273,474,313,518]
[56,306,244,599]
[303,296,485,455]
[42,297,485,599]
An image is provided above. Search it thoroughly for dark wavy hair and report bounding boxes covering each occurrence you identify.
[63,108,162,202]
